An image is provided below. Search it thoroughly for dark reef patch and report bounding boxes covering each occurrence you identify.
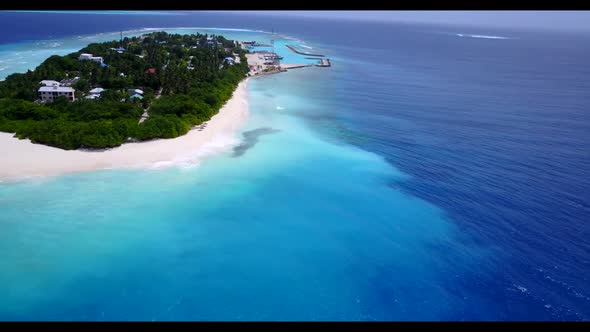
[232,127,281,157]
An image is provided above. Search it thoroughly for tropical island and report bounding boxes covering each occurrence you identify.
[0,32,249,150]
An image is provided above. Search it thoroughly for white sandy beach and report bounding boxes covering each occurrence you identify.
[0,79,250,182]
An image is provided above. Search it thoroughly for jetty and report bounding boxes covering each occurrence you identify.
[286,45,325,57]
[282,64,313,70]
[316,59,331,67]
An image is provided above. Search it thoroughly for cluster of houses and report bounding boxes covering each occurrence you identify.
[84,87,144,101]
[147,34,232,50]
[38,77,146,103]
[37,78,105,103]
[36,37,234,104]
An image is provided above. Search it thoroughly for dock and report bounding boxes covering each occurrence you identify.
[316,59,331,67]
[286,45,325,57]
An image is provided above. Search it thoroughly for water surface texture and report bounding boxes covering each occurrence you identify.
[0,12,589,321]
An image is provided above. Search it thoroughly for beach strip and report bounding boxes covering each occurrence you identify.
[0,79,250,182]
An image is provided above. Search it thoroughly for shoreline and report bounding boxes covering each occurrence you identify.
[244,52,311,76]
[0,79,250,183]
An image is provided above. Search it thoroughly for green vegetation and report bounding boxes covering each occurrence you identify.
[0,32,248,149]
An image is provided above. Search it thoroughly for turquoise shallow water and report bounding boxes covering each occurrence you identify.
[0,30,488,320]
[4,18,589,320]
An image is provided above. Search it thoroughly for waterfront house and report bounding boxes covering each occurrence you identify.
[79,53,104,64]
[38,86,75,102]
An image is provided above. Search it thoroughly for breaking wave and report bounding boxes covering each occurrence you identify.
[456,33,510,40]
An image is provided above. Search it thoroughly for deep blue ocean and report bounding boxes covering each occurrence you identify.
[0,11,589,321]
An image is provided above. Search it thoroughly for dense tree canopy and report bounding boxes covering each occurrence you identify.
[0,32,248,149]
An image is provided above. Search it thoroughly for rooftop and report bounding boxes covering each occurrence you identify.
[89,88,105,94]
[40,80,60,86]
[39,86,74,93]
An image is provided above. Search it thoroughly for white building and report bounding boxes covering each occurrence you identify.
[78,53,103,64]
[128,88,144,96]
[78,53,93,60]
[90,56,103,64]
[40,80,60,87]
[85,87,105,100]
[89,88,105,95]
[38,86,75,102]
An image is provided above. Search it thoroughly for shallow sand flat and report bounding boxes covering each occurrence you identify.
[0,80,250,182]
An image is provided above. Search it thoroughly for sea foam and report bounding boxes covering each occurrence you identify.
[456,33,509,40]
